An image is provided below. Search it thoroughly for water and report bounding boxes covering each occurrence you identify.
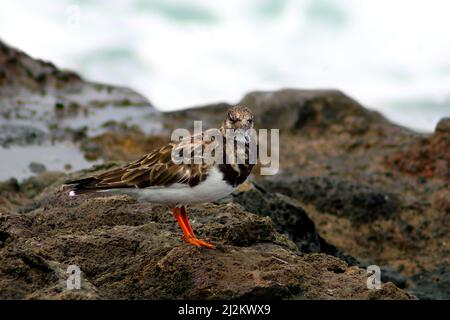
[0,86,160,181]
[1,0,449,132]
[0,143,100,181]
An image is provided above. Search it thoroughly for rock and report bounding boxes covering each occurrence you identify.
[29,162,47,174]
[80,128,168,162]
[0,39,161,180]
[411,266,450,300]
[0,178,20,193]
[231,182,359,266]
[380,266,407,289]
[0,172,65,210]
[0,40,81,91]
[0,181,412,300]
[162,90,396,137]
[209,89,446,299]
[239,89,388,134]
[386,117,450,179]
[0,125,47,147]
[435,117,450,133]
[260,176,399,222]
[232,183,321,252]
[163,102,232,131]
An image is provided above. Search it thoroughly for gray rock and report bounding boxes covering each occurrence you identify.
[29,162,46,174]
[381,266,407,289]
[260,176,399,222]
[435,117,450,133]
[239,89,387,133]
[0,125,46,147]
[411,266,450,300]
[232,182,359,266]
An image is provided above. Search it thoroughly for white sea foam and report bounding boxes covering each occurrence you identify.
[0,0,449,132]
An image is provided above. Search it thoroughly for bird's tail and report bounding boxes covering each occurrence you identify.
[64,177,102,196]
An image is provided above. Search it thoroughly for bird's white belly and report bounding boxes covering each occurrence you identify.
[114,167,235,205]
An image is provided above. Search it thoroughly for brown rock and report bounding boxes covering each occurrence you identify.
[0,179,413,300]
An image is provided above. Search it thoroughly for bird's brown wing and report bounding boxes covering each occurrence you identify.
[66,137,214,193]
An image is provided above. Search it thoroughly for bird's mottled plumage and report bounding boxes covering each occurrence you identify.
[67,141,210,193]
[67,106,254,197]
[65,105,255,249]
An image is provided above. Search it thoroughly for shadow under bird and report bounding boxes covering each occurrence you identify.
[65,106,255,249]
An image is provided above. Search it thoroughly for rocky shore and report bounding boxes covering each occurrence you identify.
[1,40,448,299]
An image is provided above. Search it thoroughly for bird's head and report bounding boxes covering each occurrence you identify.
[222,105,254,132]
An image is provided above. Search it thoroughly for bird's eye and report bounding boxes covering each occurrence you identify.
[248,119,253,124]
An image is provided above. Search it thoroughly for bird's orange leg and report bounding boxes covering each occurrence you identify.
[180,206,194,235]
[172,207,215,249]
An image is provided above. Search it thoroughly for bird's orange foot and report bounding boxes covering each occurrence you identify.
[184,235,215,249]
[173,206,216,249]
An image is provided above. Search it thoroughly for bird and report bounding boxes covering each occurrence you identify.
[65,106,255,249]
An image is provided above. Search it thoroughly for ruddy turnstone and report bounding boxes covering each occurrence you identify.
[66,106,255,249]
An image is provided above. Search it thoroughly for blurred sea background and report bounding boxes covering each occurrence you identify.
[1,0,449,132]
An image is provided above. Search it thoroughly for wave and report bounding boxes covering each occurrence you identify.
[0,0,449,132]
